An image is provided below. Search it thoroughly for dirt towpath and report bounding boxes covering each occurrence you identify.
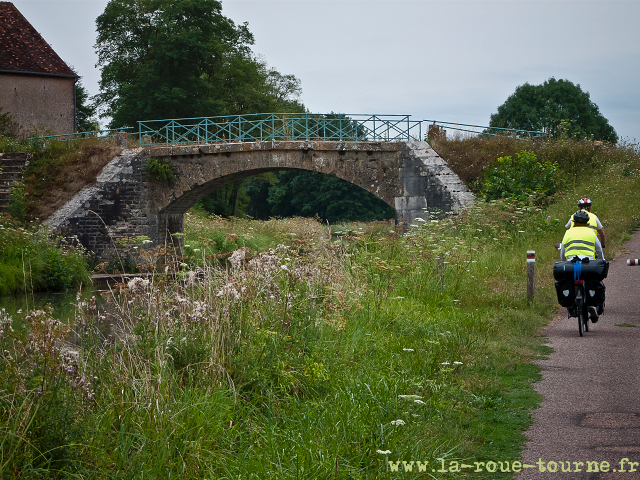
[518,230,640,480]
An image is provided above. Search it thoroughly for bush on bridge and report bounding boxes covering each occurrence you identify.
[145,157,175,185]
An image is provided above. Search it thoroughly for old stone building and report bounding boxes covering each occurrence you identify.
[0,2,78,136]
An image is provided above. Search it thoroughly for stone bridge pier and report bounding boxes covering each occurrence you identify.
[45,140,474,260]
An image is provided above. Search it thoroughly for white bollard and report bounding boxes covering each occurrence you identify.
[628,259,640,266]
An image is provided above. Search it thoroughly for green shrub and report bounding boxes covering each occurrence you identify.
[481,150,560,201]
[145,156,175,184]
[7,183,26,222]
[0,219,90,295]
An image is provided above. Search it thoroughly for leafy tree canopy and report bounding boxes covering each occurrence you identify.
[266,171,395,223]
[75,80,99,133]
[195,171,396,223]
[95,0,304,128]
[489,78,617,143]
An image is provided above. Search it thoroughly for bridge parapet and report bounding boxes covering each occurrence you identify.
[144,140,400,157]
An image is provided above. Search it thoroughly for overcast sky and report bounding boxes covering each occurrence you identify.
[12,0,640,141]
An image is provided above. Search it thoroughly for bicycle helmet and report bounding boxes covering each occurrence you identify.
[578,198,592,209]
[573,210,590,225]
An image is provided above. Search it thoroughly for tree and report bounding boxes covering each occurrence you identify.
[266,171,396,223]
[94,0,303,128]
[75,80,99,132]
[489,78,617,143]
[0,106,20,138]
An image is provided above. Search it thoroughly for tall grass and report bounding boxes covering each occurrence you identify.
[2,138,640,479]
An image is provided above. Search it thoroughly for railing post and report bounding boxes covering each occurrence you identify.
[527,251,535,302]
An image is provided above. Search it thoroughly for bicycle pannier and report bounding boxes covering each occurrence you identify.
[555,279,576,307]
[585,280,606,307]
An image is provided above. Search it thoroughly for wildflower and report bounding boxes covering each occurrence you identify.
[390,419,406,426]
[414,399,426,405]
[229,247,251,271]
[441,362,450,365]
[376,450,392,455]
[402,348,414,351]
[453,361,463,365]
[127,277,150,293]
[518,230,525,233]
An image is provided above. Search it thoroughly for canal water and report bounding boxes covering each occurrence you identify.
[0,288,95,322]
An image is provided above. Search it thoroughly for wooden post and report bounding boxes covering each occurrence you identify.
[527,251,535,302]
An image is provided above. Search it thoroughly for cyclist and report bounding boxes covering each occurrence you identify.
[560,210,605,321]
[565,197,606,248]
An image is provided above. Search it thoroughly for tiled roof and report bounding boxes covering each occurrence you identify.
[0,2,78,77]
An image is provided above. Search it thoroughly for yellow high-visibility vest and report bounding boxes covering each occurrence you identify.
[562,226,596,258]
[569,211,599,231]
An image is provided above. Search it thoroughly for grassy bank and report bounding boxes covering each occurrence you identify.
[2,137,640,478]
[0,217,90,296]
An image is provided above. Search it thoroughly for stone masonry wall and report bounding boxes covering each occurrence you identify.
[45,148,156,260]
[396,141,475,223]
[0,74,76,135]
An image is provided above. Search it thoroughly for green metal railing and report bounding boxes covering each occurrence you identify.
[29,127,133,142]
[424,120,549,138]
[26,117,549,149]
[137,113,423,147]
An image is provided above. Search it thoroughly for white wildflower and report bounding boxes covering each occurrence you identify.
[390,419,406,426]
[229,247,251,271]
[216,283,241,300]
[402,348,414,352]
[376,450,392,455]
[127,277,150,293]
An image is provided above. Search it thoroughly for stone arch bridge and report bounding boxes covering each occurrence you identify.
[46,140,474,260]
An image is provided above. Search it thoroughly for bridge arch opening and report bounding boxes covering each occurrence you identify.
[189,169,396,223]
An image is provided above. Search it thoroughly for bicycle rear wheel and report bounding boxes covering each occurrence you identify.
[576,297,584,337]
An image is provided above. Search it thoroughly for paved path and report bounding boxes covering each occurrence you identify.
[518,231,640,479]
